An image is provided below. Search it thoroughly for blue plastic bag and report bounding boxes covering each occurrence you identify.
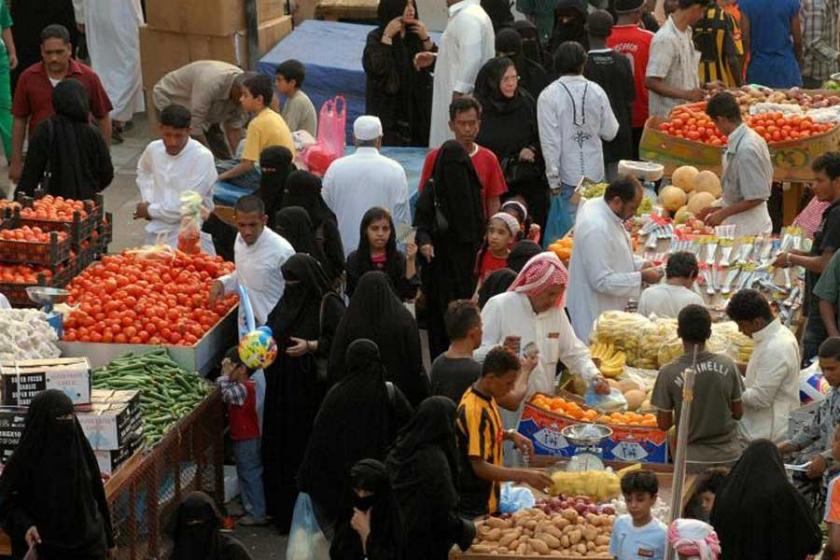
[543,193,574,248]
[499,482,536,513]
[286,493,330,560]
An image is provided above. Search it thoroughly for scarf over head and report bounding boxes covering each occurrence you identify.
[507,251,568,304]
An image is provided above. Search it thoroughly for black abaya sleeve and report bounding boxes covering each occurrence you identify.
[2,490,35,557]
[327,315,350,387]
[323,220,346,278]
[415,448,472,555]
[17,124,49,196]
[413,184,435,248]
[345,251,362,299]
[318,293,346,363]
[363,33,401,96]
[91,128,114,191]
[391,387,414,435]
[401,320,430,407]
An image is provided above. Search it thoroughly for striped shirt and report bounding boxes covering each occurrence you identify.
[694,6,743,87]
[457,385,504,517]
[802,0,840,82]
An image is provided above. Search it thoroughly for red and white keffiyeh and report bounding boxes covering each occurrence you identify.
[507,252,568,305]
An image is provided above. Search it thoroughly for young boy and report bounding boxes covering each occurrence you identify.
[217,347,266,526]
[217,74,295,189]
[609,470,667,560]
[275,59,318,137]
[431,300,483,404]
[823,425,840,558]
[456,347,550,518]
[637,251,703,319]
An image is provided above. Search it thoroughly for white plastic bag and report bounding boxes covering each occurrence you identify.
[286,493,330,560]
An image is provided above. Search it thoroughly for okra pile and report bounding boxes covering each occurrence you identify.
[91,349,214,444]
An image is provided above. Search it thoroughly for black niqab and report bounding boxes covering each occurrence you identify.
[495,29,550,98]
[169,492,252,560]
[428,141,485,244]
[267,253,331,341]
[548,0,589,54]
[710,440,822,560]
[257,146,294,228]
[0,390,112,557]
[274,207,331,275]
[478,268,516,308]
[282,170,337,227]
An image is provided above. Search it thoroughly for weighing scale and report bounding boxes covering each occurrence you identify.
[27,287,69,338]
[561,423,613,472]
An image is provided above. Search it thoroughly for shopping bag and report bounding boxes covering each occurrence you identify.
[177,191,204,254]
[542,192,573,247]
[300,96,347,176]
[286,493,330,560]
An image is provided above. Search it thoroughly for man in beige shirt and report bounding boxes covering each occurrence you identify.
[153,60,247,159]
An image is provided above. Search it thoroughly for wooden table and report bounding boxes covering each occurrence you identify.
[316,0,378,21]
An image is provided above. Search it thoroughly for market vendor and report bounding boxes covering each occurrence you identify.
[478,252,609,441]
[775,152,840,362]
[134,104,217,254]
[567,177,664,343]
[701,92,773,236]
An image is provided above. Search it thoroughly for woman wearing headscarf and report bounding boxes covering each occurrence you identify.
[263,254,346,533]
[414,140,485,359]
[257,146,294,229]
[477,268,516,309]
[18,78,113,199]
[282,170,345,280]
[274,206,341,286]
[495,28,550,98]
[362,0,433,147]
[0,390,114,559]
[547,0,589,55]
[507,239,542,272]
[514,20,553,70]
[300,339,413,538]
[474,57,548,231]
[330,459,403,560]
[346,206,417,300]
[386,397,475,560]
[329,271,428,405]
[170,492,252,560]
[710,439,822,560]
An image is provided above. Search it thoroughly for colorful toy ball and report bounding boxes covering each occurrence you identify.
[238,326,278,369]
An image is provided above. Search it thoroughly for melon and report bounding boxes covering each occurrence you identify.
[672,165,699,192]
[687,191,716,215]
[659,185,687,212]
[624,389,646,411]
[674,206,694,225]
[618,380,641,393]
[693,170,722,197]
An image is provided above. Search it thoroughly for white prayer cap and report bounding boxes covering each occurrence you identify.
[354,115,383,141]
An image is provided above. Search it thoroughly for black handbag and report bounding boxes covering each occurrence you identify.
[500,153,543,186]
[428,178,449,235]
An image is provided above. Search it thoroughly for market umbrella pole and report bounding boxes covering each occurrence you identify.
[665,345,698,560]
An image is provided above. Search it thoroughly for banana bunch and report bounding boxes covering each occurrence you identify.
[590,342,626,378]
[591,311,651,367]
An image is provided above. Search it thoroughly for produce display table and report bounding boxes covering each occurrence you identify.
[316,0,378,21]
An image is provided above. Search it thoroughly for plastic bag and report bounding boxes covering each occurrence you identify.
[286,493,330,560]
[585,387,627,413]
[542,193,573,248]
[499,483,536,513]
[177,191,204,254]
[300,96,347,176]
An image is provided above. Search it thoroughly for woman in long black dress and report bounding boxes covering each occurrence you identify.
[414,140,485,359]
[299,339,413,536]
[169,492,252,560]
[329,271,429,406]
[362,0,433,146]
[386,397,475,560]
[263,254,345,534]
[257,146,294,229]
[281,170,345,281]
[274,206,342,286]
[0,390,114,559]
[474,57,548,230]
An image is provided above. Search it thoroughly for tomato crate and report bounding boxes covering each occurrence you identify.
[94,212,113,258]
[14,193,104,247]
[0,227,73,266]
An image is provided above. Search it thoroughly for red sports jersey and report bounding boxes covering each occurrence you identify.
[607,24,655,129]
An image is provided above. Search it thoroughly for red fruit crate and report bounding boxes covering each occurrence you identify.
[15,193,103,247]
[0,227,72,266]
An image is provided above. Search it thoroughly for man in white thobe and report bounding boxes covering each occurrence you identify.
[415,0,494,147]
[726,289,800,443]
[322,116,410,256]
[73,0,145,131]
[567,177,664,342]
[134,105,217,254]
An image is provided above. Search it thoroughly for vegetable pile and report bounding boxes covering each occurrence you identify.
[706,84,840,110]
[0,309,60,360]
[20,195,89,221]
[529,395,657,428]
[91,349,214,444]
[0,226,68,243]
[63,250,237,345]
[0,263,58,284]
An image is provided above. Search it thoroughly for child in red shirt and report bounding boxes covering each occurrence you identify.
[217,347,266,526]
[475,212,519,288]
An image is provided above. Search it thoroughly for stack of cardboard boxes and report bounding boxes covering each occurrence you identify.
[140,0,292,89]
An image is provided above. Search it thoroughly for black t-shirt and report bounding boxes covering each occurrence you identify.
[583,49,635,163]
[807,199,840,318]
[430,355,482,404]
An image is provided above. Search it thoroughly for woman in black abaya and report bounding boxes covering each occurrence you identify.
[281,170,345,280]
[263,254,346,534]
[495,28,550,98]
[710,439,822,560]
[386,397,475,560]
[274,206,341,285]
[329,271,429,406]
[362,0,433,146]
[414,140,485,359]
[0,390,114,560]
[477,268,516,309]
[299,339,413,536]
[169,492,252,560]
[257,146,294,229]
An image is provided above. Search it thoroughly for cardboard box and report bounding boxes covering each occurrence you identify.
[146,0,245,36]
[139,24,245,89]
[259,0,286,21]
[94,436,143,477]
[76,391,143,451]
[0,357,91,406]
[517,397,669,464]
[0,407,27,464]
[258,15,293,55]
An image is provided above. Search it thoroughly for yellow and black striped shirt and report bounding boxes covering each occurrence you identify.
[694,6,743,87]
[457,386,504,517]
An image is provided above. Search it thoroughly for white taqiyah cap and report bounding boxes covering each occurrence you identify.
[354,115,383,141]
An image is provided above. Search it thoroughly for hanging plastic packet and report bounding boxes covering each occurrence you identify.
[177,191,204,254]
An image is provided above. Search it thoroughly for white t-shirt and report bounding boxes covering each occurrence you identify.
[609,515,667,560]
[637,282,704,319]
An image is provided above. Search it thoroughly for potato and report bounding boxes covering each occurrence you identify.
[471,544,493,553]
[562,524,576,535]
[587,541,596,551]
[531,538,550,554]
[525,519,538,530]
[583,525,598,542]
[595,545,609,553]
[536,532,561,549]
[595,535,610,546]
[576,543,588,554]
[560,535,570,548]
[499,532,518,547]
[555,517,570,529]
[569,529,582,545]
[549,551,564,557]
[540,523,563,539]
[586,513,602,526]
[516,542,527,555]
[485,528,502,541]
[485,517,507,529]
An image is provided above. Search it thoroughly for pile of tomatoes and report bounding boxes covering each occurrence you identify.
[20,195,88,221]
[0,263,55,284]
[0,226,68,243]
[657,105,836,146]
[63,251,237,346]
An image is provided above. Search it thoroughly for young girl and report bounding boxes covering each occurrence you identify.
[475,213,519,288]
[502,199,541,243]
[346,207,418,300]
